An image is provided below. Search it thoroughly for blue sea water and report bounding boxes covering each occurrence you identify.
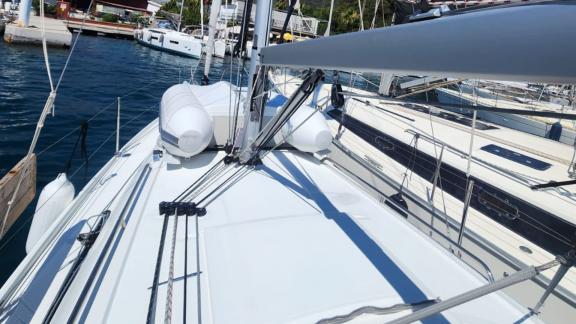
[0,35,233,284]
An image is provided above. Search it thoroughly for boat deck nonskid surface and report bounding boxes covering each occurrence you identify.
[269,72,576,319]
[3,121,540,323]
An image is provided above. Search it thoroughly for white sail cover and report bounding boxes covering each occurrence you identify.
[260,3,576,84]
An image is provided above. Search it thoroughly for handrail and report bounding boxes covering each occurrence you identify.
[403,128,538,186]
[330,142,495,283]
[331,140,576,305]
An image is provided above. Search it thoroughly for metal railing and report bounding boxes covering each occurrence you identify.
[330,141,495,283]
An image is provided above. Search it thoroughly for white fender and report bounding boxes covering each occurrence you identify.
[160,83,214,157]
[26,173,75,253]
[280,105,333,153]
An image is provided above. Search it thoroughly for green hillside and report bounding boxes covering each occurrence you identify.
[278,0,394,34]
[161,0,395,35]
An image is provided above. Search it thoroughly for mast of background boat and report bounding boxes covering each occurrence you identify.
[177,0,185,31]
[238,0,273,162]
[17,0,31,27]
[200,0,205,39]
[324,0,335,36]
[203,0,222,84]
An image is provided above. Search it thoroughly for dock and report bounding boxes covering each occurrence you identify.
[65,18,135,39]
[4,15,72,47]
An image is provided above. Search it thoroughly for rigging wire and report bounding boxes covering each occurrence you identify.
[425,96,451,236]
[230,58,248,147]
[0,103,159,254]
[195,102,328,209]
[36,76,169,157]
[55,0,95,92]
[335,114,574,245]
[0,154,146,309]
[1,0,96,235]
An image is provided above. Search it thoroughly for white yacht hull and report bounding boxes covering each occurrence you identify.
[136,28,203,59]
[435,87,576,145]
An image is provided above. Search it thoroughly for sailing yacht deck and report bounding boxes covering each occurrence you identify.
[1,119,538,323]
[436,86,576,144]
[269,71,576,322]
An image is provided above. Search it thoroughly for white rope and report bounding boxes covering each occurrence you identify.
[39,0,54,93]
[1,92,55,236]
[164,209,178,324]
[0,0,98,235]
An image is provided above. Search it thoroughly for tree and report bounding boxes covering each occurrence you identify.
[160,0,394,34]
[32,0,57,17]
[279,0,394,34]
[160,0,204,27]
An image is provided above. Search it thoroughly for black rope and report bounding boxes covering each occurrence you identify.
[147,212,170,324]
[195,166,248,206]
[175,157,226,203]
[64,121,89,176]
[232,0,254,57]
[251,69,322,154]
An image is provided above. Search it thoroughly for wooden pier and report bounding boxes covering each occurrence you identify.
[64,18,135,39]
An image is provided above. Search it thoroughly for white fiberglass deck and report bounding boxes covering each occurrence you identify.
[269,71,576,321]
[1,120,538,323]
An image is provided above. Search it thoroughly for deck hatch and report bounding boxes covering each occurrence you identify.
[480,144,552,171]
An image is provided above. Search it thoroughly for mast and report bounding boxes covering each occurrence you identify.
[18,0,32,27]
[239,0,273,162]
[324,0,335,36]
[200,0,205,38]
[177,0,185,31]
[203,0,222,82]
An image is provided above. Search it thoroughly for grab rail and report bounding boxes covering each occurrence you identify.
[331,142,495,283]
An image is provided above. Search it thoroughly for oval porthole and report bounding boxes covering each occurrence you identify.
[519,245,533,254]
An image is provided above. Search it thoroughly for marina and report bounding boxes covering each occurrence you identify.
[3,15,72,47]
[1,1,576,323]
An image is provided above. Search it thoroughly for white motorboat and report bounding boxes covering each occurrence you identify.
[135,27,204,58]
